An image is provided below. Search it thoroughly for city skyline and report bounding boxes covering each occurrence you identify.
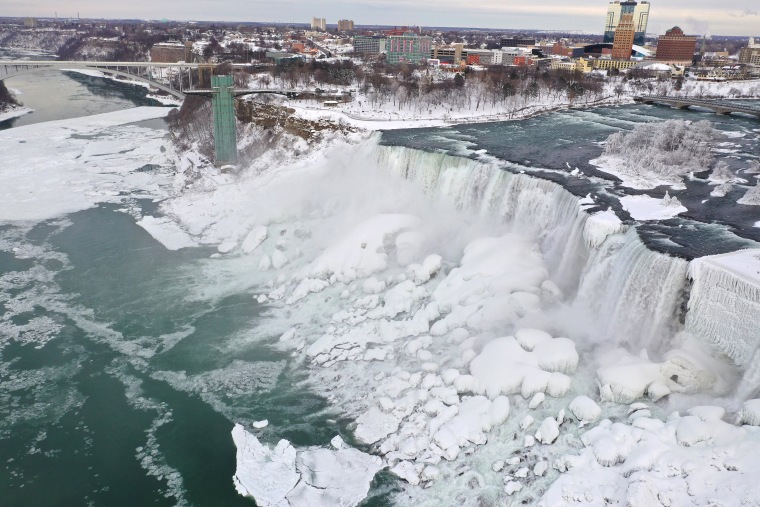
[2,0,758,37]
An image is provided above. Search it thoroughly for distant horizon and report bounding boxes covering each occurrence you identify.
[2,0,758,37]
[0,16,756,40]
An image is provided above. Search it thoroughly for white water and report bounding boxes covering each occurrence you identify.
[374,144,692,353]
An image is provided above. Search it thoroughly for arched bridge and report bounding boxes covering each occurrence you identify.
[0,60,213,99]
[634,95,760,119]
[0,60,303,101]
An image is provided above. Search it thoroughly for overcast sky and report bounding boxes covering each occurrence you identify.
[5,0,759,37]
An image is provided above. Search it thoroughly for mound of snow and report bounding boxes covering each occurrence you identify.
[469,331,576,399]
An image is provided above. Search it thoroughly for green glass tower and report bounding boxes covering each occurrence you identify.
[211,75,237,165]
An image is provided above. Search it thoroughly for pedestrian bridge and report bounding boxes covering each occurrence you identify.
[634,95,760,119]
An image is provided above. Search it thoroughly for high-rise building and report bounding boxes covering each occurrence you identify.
[604,1,649,46]
[611,3,636,60]
[739,37,760,65]
[337,19,354,31]
[655,26,697,65]
[310,17,327,31]
[387,33,433,64]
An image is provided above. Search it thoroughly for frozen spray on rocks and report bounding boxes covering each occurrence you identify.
[160,129,760,505]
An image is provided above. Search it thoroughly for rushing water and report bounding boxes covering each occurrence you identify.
[2,50,760,506]
[381,102,760,251]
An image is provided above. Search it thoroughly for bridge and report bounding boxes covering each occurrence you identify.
[1,60,302,165]
[634,95,760,119]
[0,60,212,99]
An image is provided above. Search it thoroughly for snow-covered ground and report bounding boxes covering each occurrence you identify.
[620,193,688,221]
[246,76,760,130]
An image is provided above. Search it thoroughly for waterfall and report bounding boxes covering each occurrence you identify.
[571,229,689,351]
[369,143,691,353]
[375,146,598,294]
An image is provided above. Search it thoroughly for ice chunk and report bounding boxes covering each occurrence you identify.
[536,417,560,445]
[137,216,197,250]
[272,250,289,270]
[568,396,602,424]
[529,392,545,409]
[354,408,400,445]
[515,328,552,352]
[687,406,725,422]
[242,226,268,253]
[533,461,548,477]
[390,461,420,485]
[504,481,522,495]
[231,424,299,506]
[231,424,383,507]
[533,337,579,374]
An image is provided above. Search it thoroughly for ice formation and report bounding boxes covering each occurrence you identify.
[0,107,174,222]
[542,410,760,506]
[232,425,383,507]
[620,194,687,221]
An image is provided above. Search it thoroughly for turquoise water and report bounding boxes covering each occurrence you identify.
[1,205,350,506]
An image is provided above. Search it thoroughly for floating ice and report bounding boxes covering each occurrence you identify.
[620,194,687,221]
[232,424,383,507]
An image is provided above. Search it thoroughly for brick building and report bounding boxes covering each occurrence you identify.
[150,42,193,63]
[611,7,636,60]
[655,26,696,65]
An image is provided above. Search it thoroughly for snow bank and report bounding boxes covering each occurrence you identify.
[0,106,34,123]
[232,424,383,507]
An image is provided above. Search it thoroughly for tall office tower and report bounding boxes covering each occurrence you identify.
[612,3,636,60]
[311,17,327,31]
[604,1,649,45]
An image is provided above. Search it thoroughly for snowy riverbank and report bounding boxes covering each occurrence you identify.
[0,105,33,123]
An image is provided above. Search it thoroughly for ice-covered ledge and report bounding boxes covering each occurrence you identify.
[686,249,760,367]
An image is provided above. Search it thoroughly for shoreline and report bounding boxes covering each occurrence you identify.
[0,105,34,123]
